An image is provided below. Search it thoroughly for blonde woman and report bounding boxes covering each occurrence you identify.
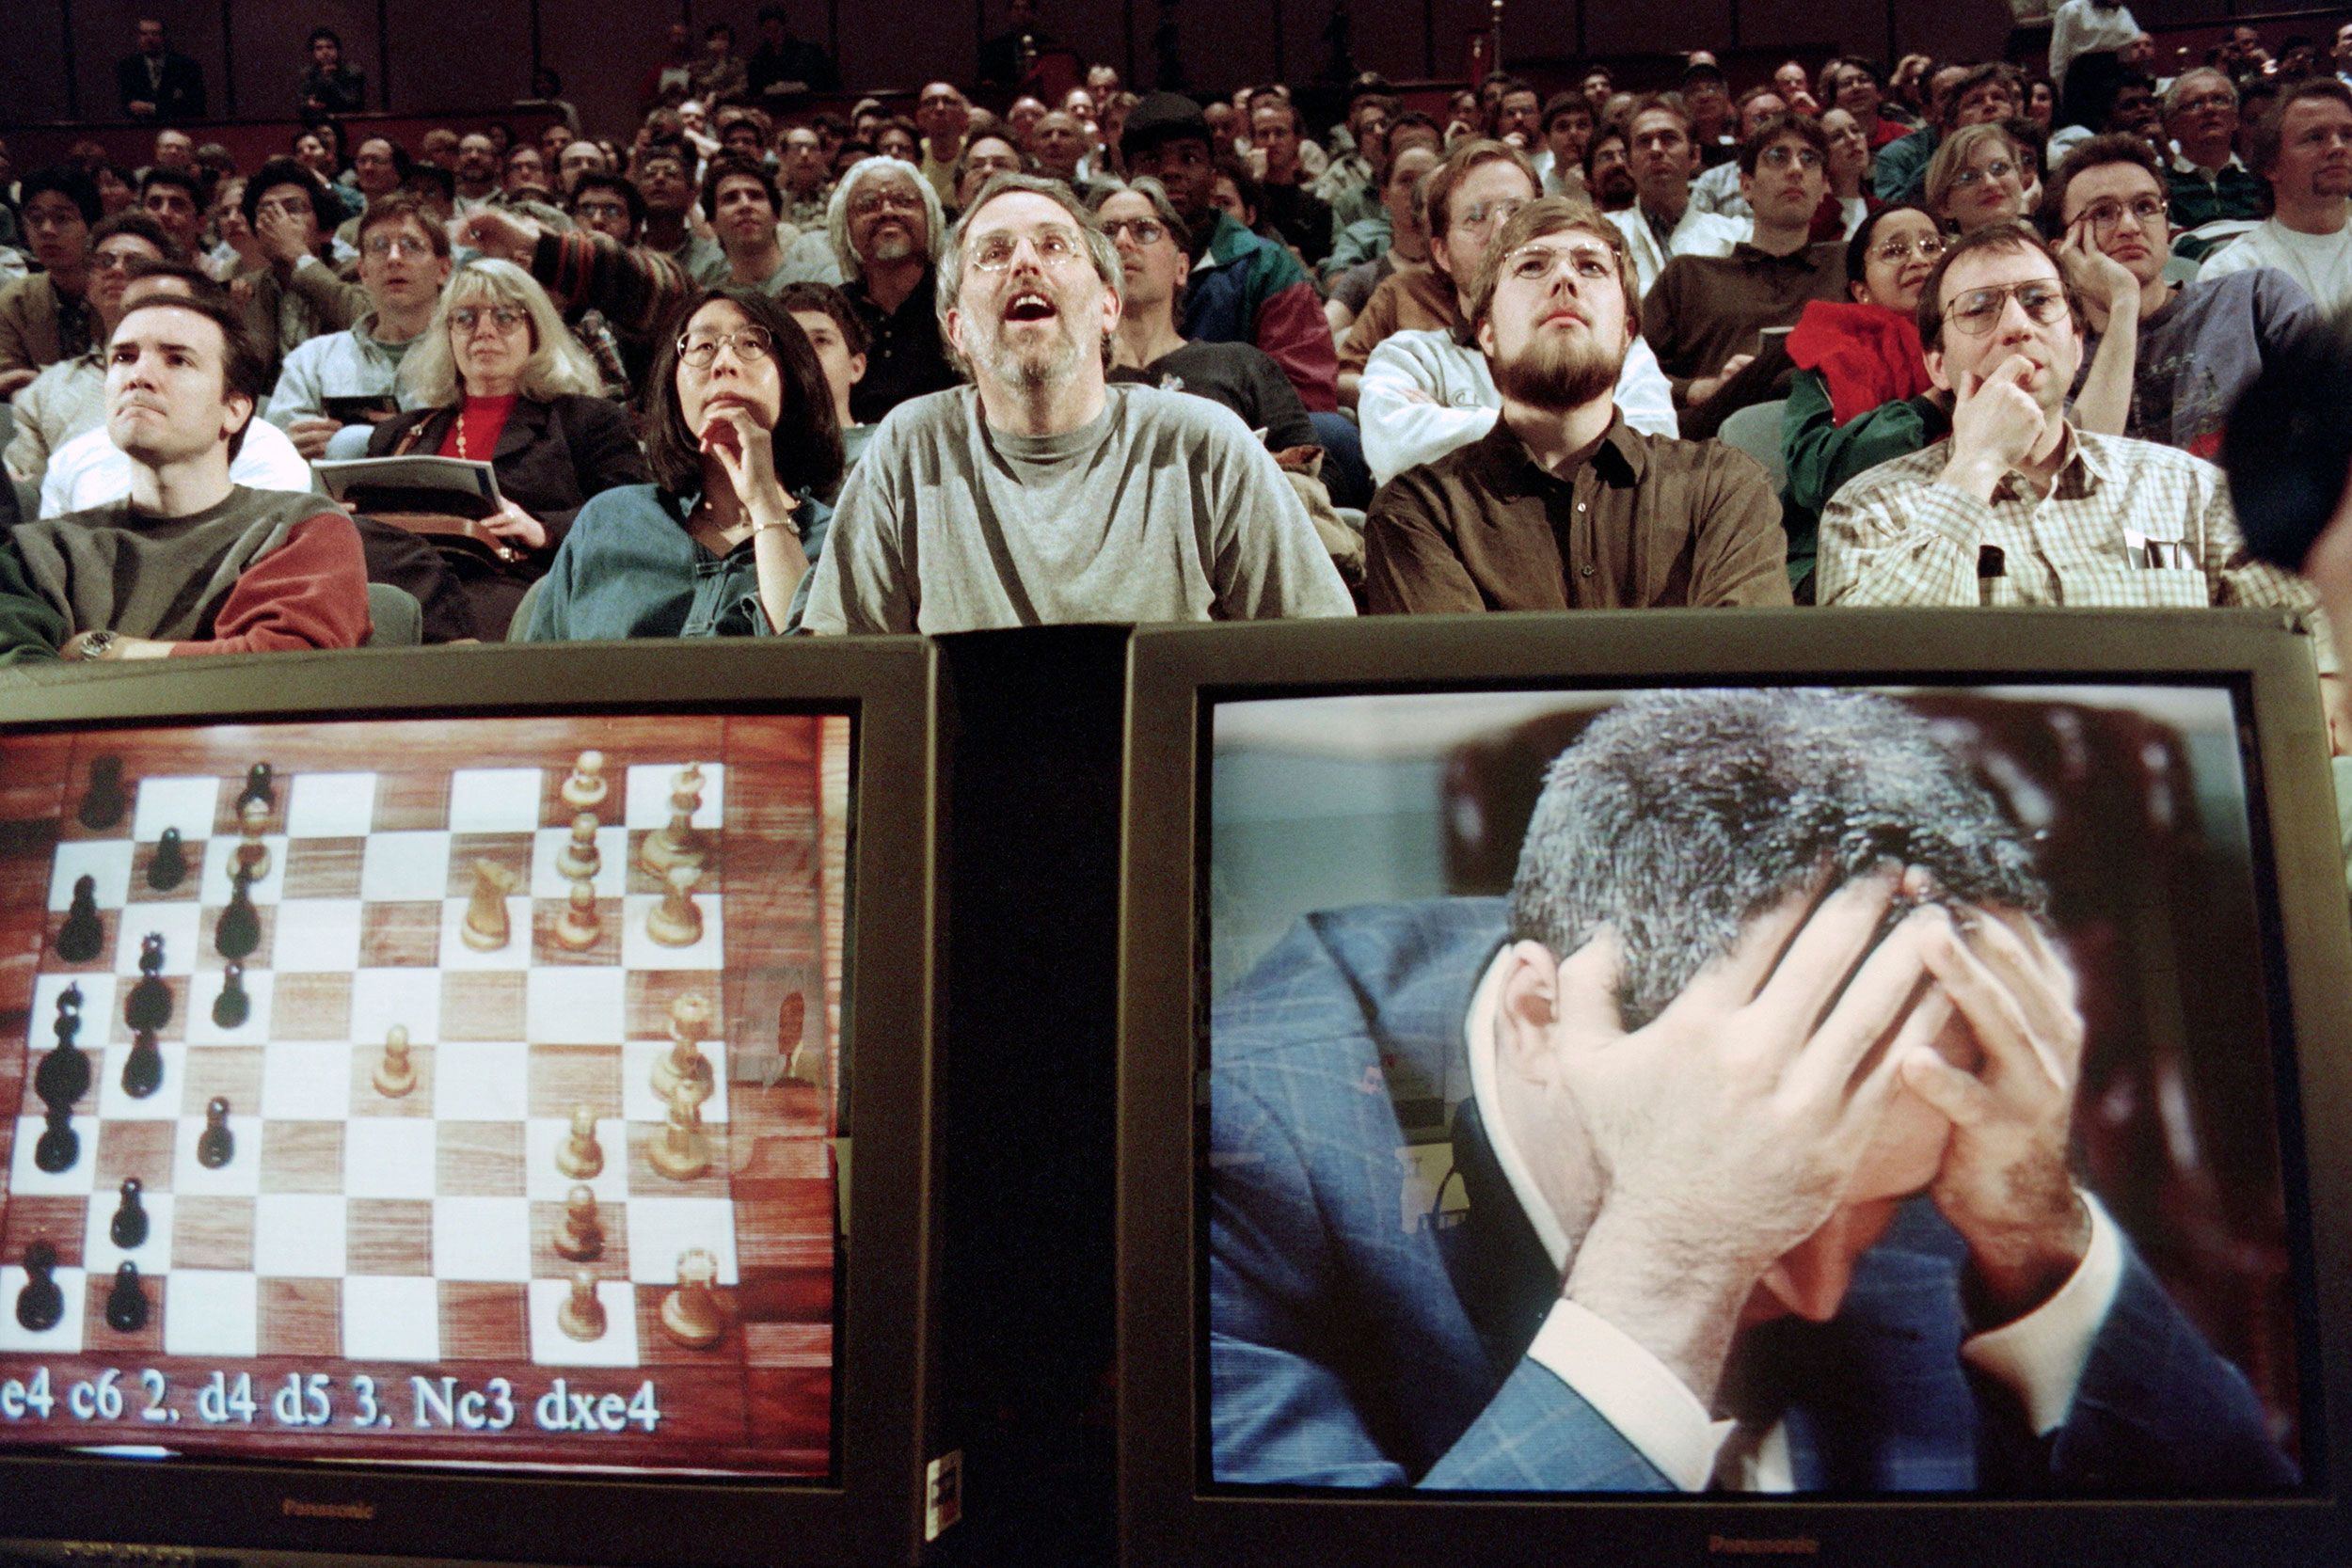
[373,258,647,636]
[1924,123,2032,233]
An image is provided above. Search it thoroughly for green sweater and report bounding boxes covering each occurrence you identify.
[1779,367,1949,597]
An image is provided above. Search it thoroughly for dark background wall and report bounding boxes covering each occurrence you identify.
[0,0,2331,148]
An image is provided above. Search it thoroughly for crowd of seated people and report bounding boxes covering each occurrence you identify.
[0,13,2346,685]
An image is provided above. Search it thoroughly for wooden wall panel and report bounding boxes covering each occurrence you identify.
[1342,0,1440,83]
[1734,0,1888,58]
[0,0,76,124]
[383,0,532,119]
[68,0,223,125]
[1586,0,1736,66]
[227,0,378,122]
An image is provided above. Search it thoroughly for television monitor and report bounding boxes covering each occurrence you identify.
[0,640,954,1568]
[1119,610,2352,1567]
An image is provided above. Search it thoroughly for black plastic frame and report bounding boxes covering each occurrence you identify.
[0,639,947,1568]
[1118,609,2352,1568]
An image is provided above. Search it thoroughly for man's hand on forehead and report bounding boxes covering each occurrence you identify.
[1539,864,1960,1404]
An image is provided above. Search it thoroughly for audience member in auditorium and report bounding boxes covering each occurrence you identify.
[1877,63,2023,206]
[234,159,364,366]
[266,194,450,459]
[0,168,99,397]
[143,128,196,179]
[915,83,972,205]
[456,186,689,395]
[2161,69,2266,229]
[1538,93,1595,199]
[1925,122,2035,234]
[630,147,728,284]
[2046,134,2316,458]
[801,175,1352,633]
[775,280,873,481]
[1822,56,1914,151]
[7,214,174,484]
[778,125,834,227]
[117,17,207,122]
[1679,60,1741,166]
[952,133,1028,211]
[39,263,313,515]
[2200,79,2352,312]
[1779,206,1947,597]
[1817,224,2323,629]
[1322,111,1441,286]
[1609,96,1749,298]
[1365,197,1786,615]
[1690,87,1792,220]
[1357,158,1678,487]
[1249,94,1335,269]
[1312,82,1393,228]
[528,287,838,640]
[700,155,797,294]
[366,260,646,639]
[747,4,841,101]
[688,24,749,108]
[1029,111,1101,197]
[822,156,959,423]
[1326,138,1439,337]
[0,292,369,664]
[298,26,368,118]
[1120,92,1338,413]
[1343,139,1523,400]
[1643,116,1846,436]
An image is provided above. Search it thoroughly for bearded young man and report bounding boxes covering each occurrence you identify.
[1364,198,1788,613]
[798,174,1354,634]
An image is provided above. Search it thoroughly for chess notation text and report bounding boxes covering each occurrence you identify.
[0,1367,661,1433]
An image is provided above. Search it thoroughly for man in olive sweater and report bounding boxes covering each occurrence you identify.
[0,293,372,664]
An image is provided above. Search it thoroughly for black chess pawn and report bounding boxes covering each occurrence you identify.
[211,961,250,1030]
[124,933,173,1033]
[78,755,127,831]
[33,1101,79,1175]
[15,1241,63,1333]
[110,1179,150,1250]
[237,762,276,814]
[120,1028,164,1101]
[197,1096,234,1169]
[33,990,91,1111]
[146,827,189,893]
[215,868,261,962]
[55,875,104,964]
[105,1262,148,1333]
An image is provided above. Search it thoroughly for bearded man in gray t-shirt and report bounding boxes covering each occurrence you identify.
[799,173,1356,634]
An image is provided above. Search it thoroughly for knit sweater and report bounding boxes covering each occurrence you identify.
[0,485,372,662]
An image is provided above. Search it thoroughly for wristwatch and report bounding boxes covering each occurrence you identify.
[72,629,119,660]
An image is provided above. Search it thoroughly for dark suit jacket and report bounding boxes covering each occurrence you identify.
[116,51,207,120]
[1209,897,2298,1492]
[369,393,647,562]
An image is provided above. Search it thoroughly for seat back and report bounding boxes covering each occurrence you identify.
[1714,398,1789,491]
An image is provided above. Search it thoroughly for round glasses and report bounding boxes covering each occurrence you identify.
[676,325,775,367]
[1868,232,1947,266]
[1950,159,2019,190]
[450,305,528,334]
[2077,195,2168,235]
[969,229,1083,271]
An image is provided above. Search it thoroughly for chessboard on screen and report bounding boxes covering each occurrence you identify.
[0,713,851,1478]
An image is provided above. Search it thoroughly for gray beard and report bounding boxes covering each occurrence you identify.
[1491,331,1625,414]
[974,313,1089,392]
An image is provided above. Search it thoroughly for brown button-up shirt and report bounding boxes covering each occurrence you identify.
[1642,241,1849,401]
[1363,413,1792,612]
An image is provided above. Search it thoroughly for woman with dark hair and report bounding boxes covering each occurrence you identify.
[524,285,843,640]
[1778,205,1949,599]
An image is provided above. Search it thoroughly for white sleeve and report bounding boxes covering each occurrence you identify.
[1359,338,1497,487]
[1614,338,1680,439]
[266,343,325,429]
[1960,1193,2126,1435]
[228,417,319,494]
[1525,1299,1740,1492]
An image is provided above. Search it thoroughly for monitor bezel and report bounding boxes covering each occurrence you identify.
[0,640,946,1568]
[1119,609,2352,1568]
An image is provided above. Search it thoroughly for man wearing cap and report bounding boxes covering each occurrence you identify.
[1122,91,1340,413]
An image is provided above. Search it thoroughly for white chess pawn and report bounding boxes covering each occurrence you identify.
[659,1247,725,1348]
[373,1024,417,1099]
[554,1183,604,1262]
[234,795,271,883]
[648,1080,711,1180]
[562,751,609,812]
[556,1104,603,1180]
[554,875,601,952]
[556,811,602,881]
[640,764,709,876]
[651,993,715,1105]
[557,1267,607,1342]
[645,864,703,949]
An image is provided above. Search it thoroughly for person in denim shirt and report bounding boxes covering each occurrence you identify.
[525,285,842,639]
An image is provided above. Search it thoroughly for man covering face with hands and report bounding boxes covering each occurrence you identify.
[1209,688,2296,1492]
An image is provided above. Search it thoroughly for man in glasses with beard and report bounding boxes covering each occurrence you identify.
[1363,197,1789,614]
[798,174,1354,633]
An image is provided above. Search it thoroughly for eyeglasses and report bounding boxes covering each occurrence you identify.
[1454,197,1527,232]
[969,228,1084,270]
[2077,195,2168,234]
[676,325,775,367]
[850,187,926,216]
[363,234,434,258]
[1950,158,2019,189]
[255,196,314,219]
[1756,144,1825,169]
[2172,92,2236,116]
[1502,241,1618,284]
[573,200,630,222]
[1945,280,2069,334]
[89,249,148,272]
[1100,217,1168,245]
[1868,232,1947,265]
[450,305,528,333]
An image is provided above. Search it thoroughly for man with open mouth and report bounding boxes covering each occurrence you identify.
[798,173,1354,634]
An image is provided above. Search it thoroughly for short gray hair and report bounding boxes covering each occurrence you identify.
[934,173,1124,361]
[825,155,946,282]
[2162,66,2236,119]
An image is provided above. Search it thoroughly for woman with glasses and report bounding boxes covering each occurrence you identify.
[373,259,647,638]
[1779,206,1953,599]
[1926,124,2033,233]
[523,287,842,641]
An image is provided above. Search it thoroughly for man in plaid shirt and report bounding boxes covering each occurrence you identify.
[1817,223,2327,647]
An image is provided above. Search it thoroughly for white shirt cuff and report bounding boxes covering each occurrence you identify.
[1526,1298,1738,1492]
[1959,1192,2125,1435]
